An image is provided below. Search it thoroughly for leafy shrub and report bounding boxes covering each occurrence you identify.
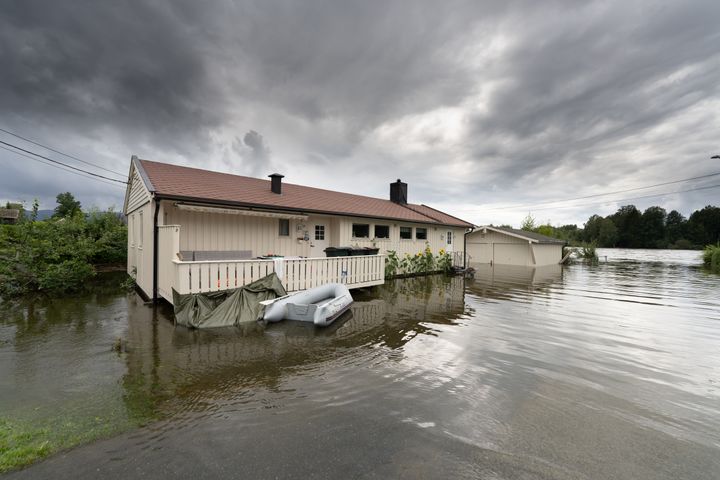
[384,243,453,278]
[703,244,720,273]
[0,209,127,296]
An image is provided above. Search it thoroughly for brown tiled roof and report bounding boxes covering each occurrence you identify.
[137,159,472,228]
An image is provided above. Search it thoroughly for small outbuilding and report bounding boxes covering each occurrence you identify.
[0,208,20,225]
[465,226,565,267]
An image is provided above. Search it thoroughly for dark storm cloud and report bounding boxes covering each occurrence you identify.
[0,0,718,225]
[231,130,273,176]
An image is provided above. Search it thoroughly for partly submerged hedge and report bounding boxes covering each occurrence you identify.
[0,210,127,296]
[703,244,720,273]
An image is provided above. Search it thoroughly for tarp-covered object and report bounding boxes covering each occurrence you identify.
[173,273,287,328]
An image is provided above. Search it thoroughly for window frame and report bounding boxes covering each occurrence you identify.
[314,224,325,241]
[352,223,370,239]
[278,218,290,237]
[374,224,390,240]
[138,211,144,249]
[415,227,427,240]
[399,226,412,240]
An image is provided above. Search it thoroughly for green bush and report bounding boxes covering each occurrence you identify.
[384,243,453,279]
[703,244,720,273]
[0,210,127,296]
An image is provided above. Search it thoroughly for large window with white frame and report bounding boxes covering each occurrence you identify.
[399,226,412,240]
[415,227,427,240]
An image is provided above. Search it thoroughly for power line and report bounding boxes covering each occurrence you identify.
[506,182,720,212]
[0,145,126,189]
[0,127,127,178]
[0,140,128,184]
[461,170,720,212]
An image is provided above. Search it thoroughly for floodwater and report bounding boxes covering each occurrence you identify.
[2,249,720,479]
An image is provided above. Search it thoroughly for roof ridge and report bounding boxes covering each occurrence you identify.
[420,203,475,228]
[401,203,446,224]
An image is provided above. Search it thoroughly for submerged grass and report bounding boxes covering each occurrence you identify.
[0,410,141,473]
[0,375,165,473]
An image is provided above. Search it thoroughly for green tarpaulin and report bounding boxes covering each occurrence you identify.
[172,273,287,328]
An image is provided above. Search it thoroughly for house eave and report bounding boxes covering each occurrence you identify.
[154,193,470,228]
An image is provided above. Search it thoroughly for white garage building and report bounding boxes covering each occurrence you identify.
[465,226,566,267]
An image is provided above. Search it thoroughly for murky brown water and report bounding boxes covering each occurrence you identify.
[2,250,720,479]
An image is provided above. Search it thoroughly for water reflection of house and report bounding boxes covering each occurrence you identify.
[465,264,563,300]
[122,276,467,406]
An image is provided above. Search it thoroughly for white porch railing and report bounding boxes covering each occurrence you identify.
[157,225,385,304]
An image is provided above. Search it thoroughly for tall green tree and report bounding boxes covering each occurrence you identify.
[640,206,667,248]
[597,218,618,247]
[609,205,643,248]
[688,205,720,245]
[665,210,687,246]
[54,192,82,218]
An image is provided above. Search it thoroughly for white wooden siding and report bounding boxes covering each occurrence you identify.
[128,202,154,298]
[125,168,151,214]
[466,230,563,267]
[531,244,563,266]
[335,216,465,259]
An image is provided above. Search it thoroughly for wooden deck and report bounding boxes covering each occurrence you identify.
[157,225,385,304]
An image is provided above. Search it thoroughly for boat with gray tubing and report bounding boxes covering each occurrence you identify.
[262,283,353,327]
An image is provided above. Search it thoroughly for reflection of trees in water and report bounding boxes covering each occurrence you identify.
[1,271,131,342]
[121,274,468,416]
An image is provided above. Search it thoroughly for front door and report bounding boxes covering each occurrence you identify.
[310,223,329,257]
[446,231,454,253]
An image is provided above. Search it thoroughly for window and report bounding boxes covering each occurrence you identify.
[315,225,325,240]
[447,231,453,245]
[400,226,412,239]
[416,227,427,240]
[374,225,390,239]
[279,219,289,236]
[130,214,135,246]
[138,211,143,248]
[352,223,370,238]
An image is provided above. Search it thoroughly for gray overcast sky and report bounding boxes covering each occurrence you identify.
[1,0,719,227]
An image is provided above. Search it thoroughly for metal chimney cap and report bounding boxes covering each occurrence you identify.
[268,173,285,178]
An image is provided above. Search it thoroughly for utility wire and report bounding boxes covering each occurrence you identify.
[0,140,128,184]
[0,127,127,178]
[460,170,720,212]
[502,182,720,212]
[0,145,126,189]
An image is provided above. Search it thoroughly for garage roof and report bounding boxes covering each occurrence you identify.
[476,226,566,244]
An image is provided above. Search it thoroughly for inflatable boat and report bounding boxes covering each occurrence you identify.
[262,283,353,327]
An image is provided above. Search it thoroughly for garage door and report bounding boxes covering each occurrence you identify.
[494,244,530,266]
[466,242,492,264]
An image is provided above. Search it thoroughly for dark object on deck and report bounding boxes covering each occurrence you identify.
[349,247,379,256]
[172,273,287,328]
[324,247,352,257]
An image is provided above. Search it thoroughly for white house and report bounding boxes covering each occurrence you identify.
[465,226,565,267]
[123,156,473,304]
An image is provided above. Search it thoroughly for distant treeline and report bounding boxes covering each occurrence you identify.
[521,204,720,250]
